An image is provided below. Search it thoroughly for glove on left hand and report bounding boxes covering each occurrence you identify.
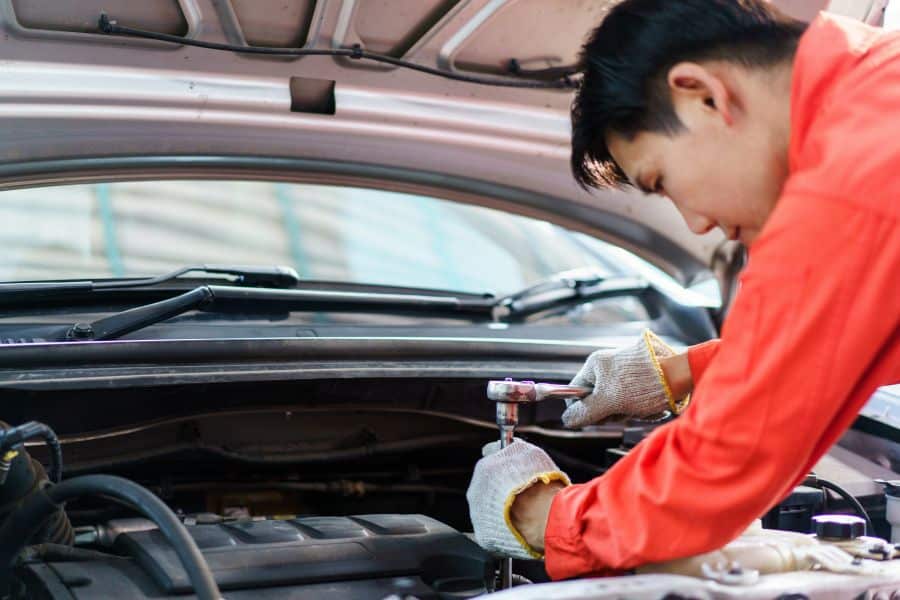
[466,439,569,560]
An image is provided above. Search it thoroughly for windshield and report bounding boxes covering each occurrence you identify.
[0,179,651,295]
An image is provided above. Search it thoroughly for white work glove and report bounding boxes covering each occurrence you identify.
[561,330,687,428]
[466,439,570,560]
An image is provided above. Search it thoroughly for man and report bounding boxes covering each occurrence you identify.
[466,0,900,580]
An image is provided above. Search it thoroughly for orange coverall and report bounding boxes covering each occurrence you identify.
[544,13,900,579]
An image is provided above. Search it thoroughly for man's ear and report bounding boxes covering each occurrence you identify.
[667,62,735,127]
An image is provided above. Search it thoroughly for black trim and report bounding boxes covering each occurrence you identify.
[0,359,583,391]
[0,336,596,369]
[853,414,900,445]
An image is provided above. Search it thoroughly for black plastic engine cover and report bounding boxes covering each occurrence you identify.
[19,514,491,599]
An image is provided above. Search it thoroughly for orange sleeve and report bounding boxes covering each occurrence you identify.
[686,339,721,384]
[543,192,900,579]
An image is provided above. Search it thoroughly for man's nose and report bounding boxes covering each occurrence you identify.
[675,205,715,235]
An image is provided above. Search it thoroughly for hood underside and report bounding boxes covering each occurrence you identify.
[0,0,856,284]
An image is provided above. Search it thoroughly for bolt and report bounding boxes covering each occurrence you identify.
[67,322,95,340]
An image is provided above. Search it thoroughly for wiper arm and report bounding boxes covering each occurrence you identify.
[492,268,649,321]
[0,265,301,302]
[66,287,215,341]
[57,285,494,342]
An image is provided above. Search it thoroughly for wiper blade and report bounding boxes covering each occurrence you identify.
[0,265,301,301]
[492,268,649,321]
[91,264,302,289]
[55,285,494,342]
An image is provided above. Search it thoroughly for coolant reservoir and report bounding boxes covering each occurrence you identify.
[814,514,900,560]
[637,520,821,579]
[640,516,900,584]
[879,480,900,543]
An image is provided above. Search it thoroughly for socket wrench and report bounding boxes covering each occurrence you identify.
[486,378,591,590]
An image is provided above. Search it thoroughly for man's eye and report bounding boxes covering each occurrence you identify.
[652,178,665,195]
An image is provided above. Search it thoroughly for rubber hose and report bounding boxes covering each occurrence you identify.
[0,453,72,546]
[0,485,61,595]
[0,421,63,484]
[29,461,73,546]
[40,426,63,484]
[0,475,221,600]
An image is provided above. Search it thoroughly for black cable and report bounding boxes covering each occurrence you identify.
[43,432,62,485]
[65,433,490,473]
[0,475,220,600]
[805,474,874,534]
[98,14,577,90]
[0,422,63,484]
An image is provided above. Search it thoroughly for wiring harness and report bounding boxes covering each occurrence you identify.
[0,422,62,485]
[98,14,578,90]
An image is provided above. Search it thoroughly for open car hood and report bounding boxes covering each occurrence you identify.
[0,0,859,286]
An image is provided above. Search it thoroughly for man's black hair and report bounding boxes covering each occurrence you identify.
[571,0,806,189]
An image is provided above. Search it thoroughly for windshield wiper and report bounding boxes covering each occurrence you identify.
[51,284,494,342]
[491,268,649,322]
[91,264,302,289]
[0,265,302,302]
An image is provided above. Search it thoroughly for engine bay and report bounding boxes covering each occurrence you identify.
[2,377,900,599]
[21,513,489,599]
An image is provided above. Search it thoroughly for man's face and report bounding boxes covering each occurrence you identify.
[605,64,790,247]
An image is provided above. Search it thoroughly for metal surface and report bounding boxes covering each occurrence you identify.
[437,0,507,71]
[94,518,158,546]
[497,397,515,591]
[452,0,611,74]
[487,379,592,404]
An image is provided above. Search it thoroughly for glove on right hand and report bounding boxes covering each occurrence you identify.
[561,330,686,428]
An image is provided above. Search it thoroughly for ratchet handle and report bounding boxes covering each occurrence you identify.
[534,383,592,401]
[487,380,591,403]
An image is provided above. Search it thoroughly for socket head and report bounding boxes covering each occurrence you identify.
[487,380,537,403]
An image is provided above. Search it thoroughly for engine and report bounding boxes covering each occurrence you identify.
[2,373,900,600]
[0,418,495,600]
[18,514,490,599]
